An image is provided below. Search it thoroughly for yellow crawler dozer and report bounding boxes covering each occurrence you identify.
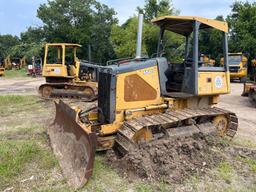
[39,43,100,100]
[49,16,238,189]
[4,56,12,70]
[242,59,256,105]
[228,53,248,83]
[0,58,5,76]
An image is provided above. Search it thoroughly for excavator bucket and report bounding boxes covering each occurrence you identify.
[48,100,97,189]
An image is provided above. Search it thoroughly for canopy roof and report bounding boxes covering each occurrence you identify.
[228,52,243,56]
[46,43,82,48]
[152,16,228,36]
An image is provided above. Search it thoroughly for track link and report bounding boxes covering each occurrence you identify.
[115,107,238,155]
[39,83,97,101]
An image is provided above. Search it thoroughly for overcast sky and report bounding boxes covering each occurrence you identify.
[0,0,253,36]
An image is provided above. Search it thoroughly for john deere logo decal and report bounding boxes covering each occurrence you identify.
[215,76,223,88]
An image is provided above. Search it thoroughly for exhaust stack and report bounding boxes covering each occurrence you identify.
[136,14,144,59]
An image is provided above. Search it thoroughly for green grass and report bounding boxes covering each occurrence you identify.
[37,187,71,192]
[4,68,27,78]
[217,161,234,183]
[0,95,41,117]
[186,175,201,191]
[221,187,237,192]
[136,183,153,192]
[0,140,57,187]
[0,141,38,180]
[0,124,44,140]
[236,156,256,173]
[0,95,60,191]
[232,137,256,149]
[221,185,256,192]
[0,95,37,106]
[84,156,130,192]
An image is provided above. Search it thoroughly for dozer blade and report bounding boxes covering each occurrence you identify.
[242,82,254,97]
[48,100,97,189]
[249,89,256,106]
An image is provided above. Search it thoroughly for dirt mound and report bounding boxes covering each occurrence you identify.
[106,133,228,183]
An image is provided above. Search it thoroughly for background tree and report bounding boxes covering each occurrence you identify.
[137,0,177,22]
[19,27,45,60]
[110,17,147,58]
[111,0,183,60]
[0,35,20,59]
[2,0,255,66]
[37,0,117,63]
[199,15,225,62]
[227,1,256,58]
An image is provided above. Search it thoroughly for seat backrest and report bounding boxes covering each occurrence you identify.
[68,65,77,76]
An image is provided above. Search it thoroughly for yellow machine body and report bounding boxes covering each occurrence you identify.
[228,53,248,81]
[151,16,228,33]
[0,67,5,76]
[198,71,230,95]
[4,56,12,70]
[242,59,256,97]
[39,43,99,99]
[82,67,229,138]
[49,16,238,189]
[83,16,234,149]
[42,43,81,80]
[20,56,27,69]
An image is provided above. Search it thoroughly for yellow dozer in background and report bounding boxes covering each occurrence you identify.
[0,58,5,76]
[48,15,238,189]
[227,53,248,83]
[20,56,27,69]
[200,54,215,67]
[39,43,100,100]
[242,58,256,105]
[4,56,12,70]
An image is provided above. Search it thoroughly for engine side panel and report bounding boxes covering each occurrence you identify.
[198,71,230,95]
[115,65,163,111]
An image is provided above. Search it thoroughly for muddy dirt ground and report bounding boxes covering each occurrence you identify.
[107,133,256,186]
[105,82,256,190]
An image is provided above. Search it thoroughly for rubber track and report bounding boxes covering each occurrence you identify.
[115,107,238,155]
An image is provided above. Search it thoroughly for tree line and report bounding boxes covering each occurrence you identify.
[0,0,256,64]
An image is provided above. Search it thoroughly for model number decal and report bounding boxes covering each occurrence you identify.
[143,69,154,75]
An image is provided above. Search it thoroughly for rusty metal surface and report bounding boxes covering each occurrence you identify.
[124,74,157,102]
[48,101,97,189]
[249,89,256,106]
